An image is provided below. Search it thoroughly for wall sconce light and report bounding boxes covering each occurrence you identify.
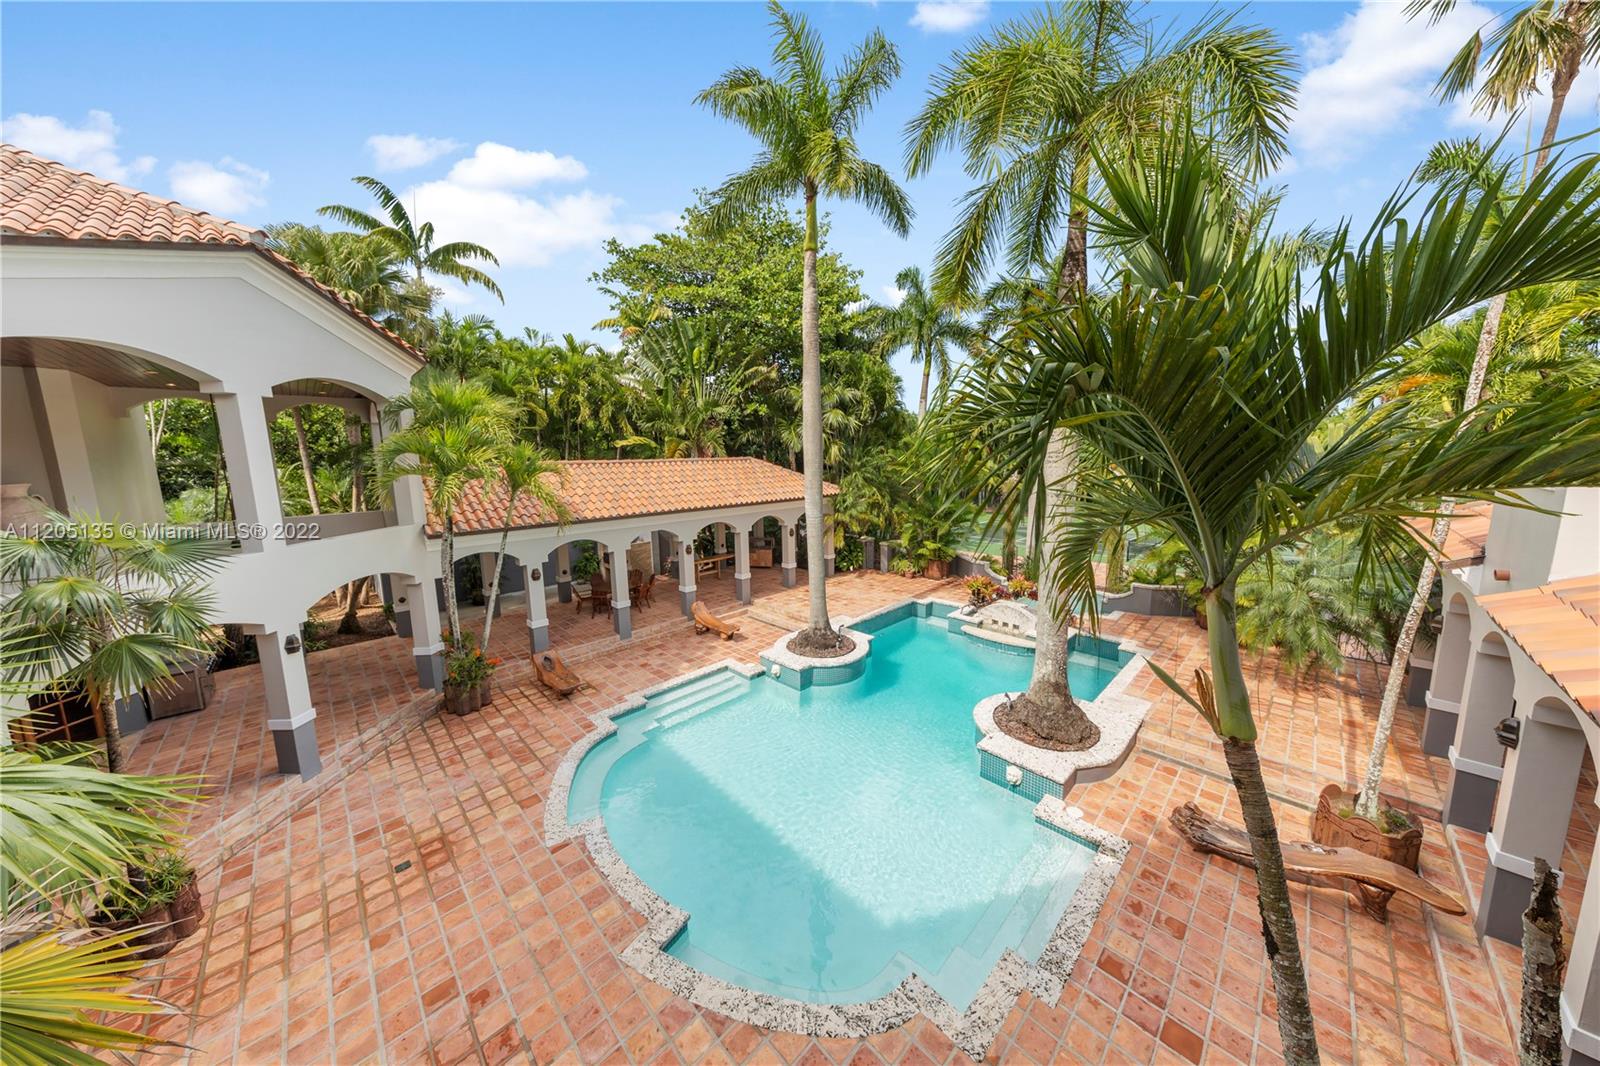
[284,634,302,655]
[396,595,408,607]
[1493,568,1511,581]
[1494,716,1520,750]
[531,568,541,581]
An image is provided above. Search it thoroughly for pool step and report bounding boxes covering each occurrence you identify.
[646,673,750,730]
[953,832,1082,969]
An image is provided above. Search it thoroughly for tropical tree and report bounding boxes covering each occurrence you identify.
[1360,0,1600,817]
[930,129,1600,1064]
[697,0,913,653]
[630,321,775,457]
[377,375,515,644]
[1236,538,1382,680]
[906,1,1295,740]
[873,266,976,416]
[265,222,432,327]
[0,518,226,772]
[319,176,503,300]
[481,442,569,651]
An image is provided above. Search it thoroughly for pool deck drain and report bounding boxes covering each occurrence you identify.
[543,597,1139,1059]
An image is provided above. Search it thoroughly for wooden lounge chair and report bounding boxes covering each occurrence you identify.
[534,653,584,698]
[589,575,612,617]
[691,599,740,640]
[1169,803,1466,922]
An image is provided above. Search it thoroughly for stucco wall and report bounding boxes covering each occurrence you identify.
[72,373,164,523]
[1,366,55,506]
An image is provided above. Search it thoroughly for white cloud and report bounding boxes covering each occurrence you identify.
[1289,0,1496,167]
[0,109,154,182]
[444,142,587,189]
[909,1,989,33]
[880,283,907,307]
[366,133,461,170]
[168,157,269,216]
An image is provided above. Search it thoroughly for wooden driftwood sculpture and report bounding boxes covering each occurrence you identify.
[1169,802,1467,922]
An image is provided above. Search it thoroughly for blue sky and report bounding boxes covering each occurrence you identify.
[4,1,1595,391]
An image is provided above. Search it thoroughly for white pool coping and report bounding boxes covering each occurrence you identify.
[541,598,1135,1058]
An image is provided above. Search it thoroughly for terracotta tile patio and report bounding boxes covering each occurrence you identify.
[119,571,1572,1064]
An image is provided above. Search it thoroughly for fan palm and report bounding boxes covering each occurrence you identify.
[873,266,976,416]
[929,129,1600,1064]
[481,442,569,650]
[0,518,227,773]
[377,375,515,644]
[319,176,503,301]
[697,0,913,652]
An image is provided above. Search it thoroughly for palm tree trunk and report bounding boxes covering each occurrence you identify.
[1209,584,1320,1065]
[95,688,123,773]
[482,494,520,650]
[1357,56,1573,818]
[798,185,835,646]
[441,518,461,648]
[1521,857,1566,1066]
[917,357,933,418]
[292,408,321,515]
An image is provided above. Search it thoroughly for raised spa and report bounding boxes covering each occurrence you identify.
[566,612,1130,1010]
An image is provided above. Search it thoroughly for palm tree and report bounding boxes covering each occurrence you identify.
[481,442,568,651]
[265,223,433,327]
[0,518,227,772]
[1359,0,1600,819]
[697,0,913,654]
[630,321,774,457]
[377,375,515,645]
[873,266,976,416]
[930,129,1600,1064]
[906,1,1295,741]
[319,176,503,301]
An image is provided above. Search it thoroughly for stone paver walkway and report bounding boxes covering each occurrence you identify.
[116,572,1575,1064]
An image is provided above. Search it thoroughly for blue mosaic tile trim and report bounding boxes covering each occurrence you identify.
[977,750,1063,802]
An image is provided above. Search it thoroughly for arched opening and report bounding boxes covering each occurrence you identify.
[1443,631,1515,832]
[265,377,397,542]
[1421,592,1475,757]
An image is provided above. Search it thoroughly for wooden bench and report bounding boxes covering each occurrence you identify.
[695,552,734,578]
[1169,802,1467,922]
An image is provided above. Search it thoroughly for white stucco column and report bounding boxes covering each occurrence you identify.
[1565,836,1600,1066]
[208,391,284,554]
[259,626,320,778]
[609,545,633,639]
[734,527,752,605]
[677,537,697,616]
[523,558,550,653]
[714,523,727,553]
[1443,637,1513,832]
[30,368,99,514]
[1422,597,1472,757]
[1477,708,1588,943]
[823,515,836,577]
[781,522,797,588]
[401,576,445,690]
[554,543,573,603]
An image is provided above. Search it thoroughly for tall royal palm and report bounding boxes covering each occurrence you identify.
[874,266,975,416]
[933,130,1600,1064]
[1358,0,1600,820]
[697,0,912,653]
[320,176,504,301]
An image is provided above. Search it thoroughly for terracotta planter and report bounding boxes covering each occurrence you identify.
[444,683,478,716]
[1310,784,1423,870]
[924,560,950,579]
[92,903,177,961]
[169,877,204,940]
[478,678,494,707]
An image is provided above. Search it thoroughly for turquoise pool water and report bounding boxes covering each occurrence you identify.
[567,615,1130,1009]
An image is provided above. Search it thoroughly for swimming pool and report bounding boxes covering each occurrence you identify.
[565,612,1130,1011]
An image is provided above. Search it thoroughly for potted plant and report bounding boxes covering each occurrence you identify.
[90,867,178,961]
[920,541,955,579]
[891,557,918,578]
[145,851,203,940]
[479,655,500,707]
[965,576,998,607]
[1310,784,1422,871]
[443,649,483,716]
[1007,576,1037,600]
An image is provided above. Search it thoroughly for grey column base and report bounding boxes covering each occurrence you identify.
[824,558,835,577]
[271,721,322,779]
[1477,863,1532,944]
[528,624,550,654]
[735,576,751,604]
[679,588,697,617]
[612,604,632,640]
[1442,765,1499,832]
[557,580,572,604]
[862,539,876,570]
[1570,1046,1600,1066]
[1421,705,1459,758]
[114,692,148,736]
[392,608,413,639]
[1405,663,1432,708]
[414,650,445,692]
[782,566,797,588]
